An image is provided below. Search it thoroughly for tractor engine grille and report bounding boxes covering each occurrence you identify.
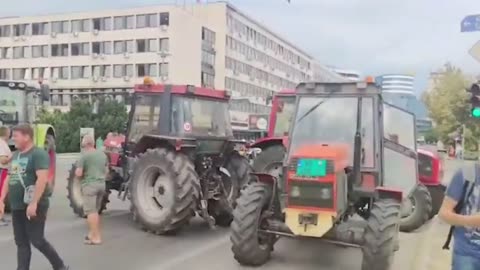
[288,181,334,209]
[288,158,335,175]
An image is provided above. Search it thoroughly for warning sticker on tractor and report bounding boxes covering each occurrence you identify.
[184,122,192,132]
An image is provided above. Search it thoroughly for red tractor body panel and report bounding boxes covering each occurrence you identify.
[417,147,444,186]
[134,84,230,100]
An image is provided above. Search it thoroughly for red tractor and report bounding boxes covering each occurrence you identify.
[67,82,251,234]
[231,81,416,269]
[249,87,443,232]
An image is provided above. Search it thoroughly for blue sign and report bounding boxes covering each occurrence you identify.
[461,14,480,32]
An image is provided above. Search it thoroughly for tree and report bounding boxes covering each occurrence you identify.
[422,63,478,149]
[39,99,128,153]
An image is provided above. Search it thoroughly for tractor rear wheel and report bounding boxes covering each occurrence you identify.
[362,199,401,270]
[399,184,432,232]
[231,182,275,266]
[44,134,56,190]
[209,154,251,227]
[130,148,199,235]
[66,164,110,218]
[252,144,285,179]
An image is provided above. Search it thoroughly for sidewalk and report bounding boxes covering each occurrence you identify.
[411,217,452,270]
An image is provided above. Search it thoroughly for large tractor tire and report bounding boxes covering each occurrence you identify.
[427,184,445,219]
[252,144,285,178]
[399,184,432,232]
[210,153,252,227]
[130,148,200,235]
[44,134,56,190]
[231,182,275,266]
[66,164,110,218]
[362,199,401,270]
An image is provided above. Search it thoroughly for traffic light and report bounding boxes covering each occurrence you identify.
[469,83,480,118]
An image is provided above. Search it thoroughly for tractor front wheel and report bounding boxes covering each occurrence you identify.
[130,148,199,235]
[427,184,445,219]
[399,184,432,232]
[231,182,275,266]
[66,164,110,218]
[362,199,401,270]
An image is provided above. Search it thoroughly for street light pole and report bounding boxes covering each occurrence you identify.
[461,124,466,160]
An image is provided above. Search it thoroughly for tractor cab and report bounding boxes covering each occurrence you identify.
[126,82,234,155]
[269,89,296,138]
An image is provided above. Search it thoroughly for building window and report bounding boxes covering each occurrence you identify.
[159,63,169,77]
[71,19,90,32]
[92,41,112,54]
[114,40,134,54]
[92,65,112,78]
[13,24,29,36]
[32,22,49,35]
[114,16,134,30]
[136,63,157,77]
[71,66,90,79]
[51,66,69,79]
[12,68,27,80]
[31,67,47,80]
[0,25,11,37]
[71,43,89,56]
[202,27,216,44]
[159,38,169,52]
[13,46,29,59]
[113,64,134,78]
[201,72,214,88]
[92,17,112,31]
[32,45,48,58]
[136,14,158,28]
[160,12,169,26]
[51,21,69,34]
[51,44,69,57]
[136,39,157,53]
[0,69,10,80]
[0,47,11,59]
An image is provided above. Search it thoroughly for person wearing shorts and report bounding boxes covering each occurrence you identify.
[75,134,108,245]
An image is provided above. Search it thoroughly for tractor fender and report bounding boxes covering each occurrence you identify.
[376,187,403,203]
[249,137,287,151]
[133,135,196,155]
[33,124,55,148]
[250,172,277,184]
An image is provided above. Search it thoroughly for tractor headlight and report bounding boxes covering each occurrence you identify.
[319,188,331,200]
[290,186,301,197]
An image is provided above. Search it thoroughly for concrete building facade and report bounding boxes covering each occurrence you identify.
[0,2,327,133]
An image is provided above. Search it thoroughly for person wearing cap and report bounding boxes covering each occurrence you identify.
[75,134,108,245]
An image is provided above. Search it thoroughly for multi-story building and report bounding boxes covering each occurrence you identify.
[376,74,433,134]
[0,2,319,134]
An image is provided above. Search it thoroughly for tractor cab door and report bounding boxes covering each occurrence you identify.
[382,103,418,197]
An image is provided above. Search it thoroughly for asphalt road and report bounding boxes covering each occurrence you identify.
[0,155,458,270]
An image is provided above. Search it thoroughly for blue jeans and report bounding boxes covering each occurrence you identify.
[452,254,480,270]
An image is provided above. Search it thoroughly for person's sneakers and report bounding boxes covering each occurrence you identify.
[0,218,9,226]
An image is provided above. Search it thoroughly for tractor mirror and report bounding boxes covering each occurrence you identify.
[40,84,50,102]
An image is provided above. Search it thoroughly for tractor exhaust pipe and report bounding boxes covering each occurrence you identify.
[352,98,363,186]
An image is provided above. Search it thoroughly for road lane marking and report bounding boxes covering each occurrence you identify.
[146,235,230,270]
[0,211,127,244]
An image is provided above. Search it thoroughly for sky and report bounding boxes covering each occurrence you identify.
[1,0,479,94]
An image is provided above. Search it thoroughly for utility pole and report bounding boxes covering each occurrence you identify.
[461,124,466,160]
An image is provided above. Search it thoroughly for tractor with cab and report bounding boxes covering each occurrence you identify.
[0,80,56,213]
[67,80,251,233]
[231,81,418,270]
[249,86,440,232]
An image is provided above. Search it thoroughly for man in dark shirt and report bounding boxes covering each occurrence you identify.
[0,124,68,270]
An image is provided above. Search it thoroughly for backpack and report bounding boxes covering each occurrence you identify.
[442,164,476,250]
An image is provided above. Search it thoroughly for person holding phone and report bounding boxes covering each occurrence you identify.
[0,124,68,270]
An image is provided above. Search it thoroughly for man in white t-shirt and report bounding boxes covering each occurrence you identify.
[0,126,11,226]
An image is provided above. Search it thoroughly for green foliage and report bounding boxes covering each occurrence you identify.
[423,63,478,150]
[38,99,127,153]
[422,129,439,144]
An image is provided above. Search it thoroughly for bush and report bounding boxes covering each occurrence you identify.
[39,99,128,153]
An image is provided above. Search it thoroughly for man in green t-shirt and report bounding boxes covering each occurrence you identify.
[75,134,108,245]
[0,124,68,270]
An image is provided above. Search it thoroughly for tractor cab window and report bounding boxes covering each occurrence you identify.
[172,96,232,137]
[288,96,375,167]
[273,96,295,137]
[0,86,26,125]
[128,94,161,142]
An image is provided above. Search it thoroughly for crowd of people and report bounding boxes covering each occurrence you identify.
[0,124,109,270]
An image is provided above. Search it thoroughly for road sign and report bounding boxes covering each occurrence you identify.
[469,40,480,63]
[461,14,480,32]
